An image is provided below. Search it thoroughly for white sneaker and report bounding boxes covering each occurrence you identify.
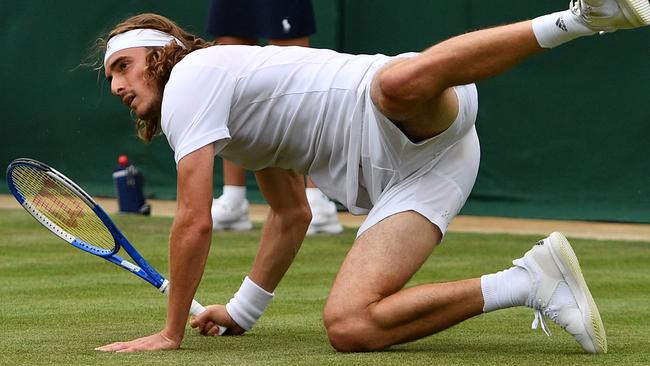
[306,199,343,235]
[570,0,650,31]
[211,196,253,231]
[513,232,607,354]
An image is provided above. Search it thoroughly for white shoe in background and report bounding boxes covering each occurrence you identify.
[211,195,253,231]
[306,195,343,235]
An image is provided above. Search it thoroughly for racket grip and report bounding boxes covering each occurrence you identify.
[160,280,227,335]
[189,299,206,316]
[190,299,228,336]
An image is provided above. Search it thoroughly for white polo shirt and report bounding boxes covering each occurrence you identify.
[161,45,479,228]
[161,45,392,215]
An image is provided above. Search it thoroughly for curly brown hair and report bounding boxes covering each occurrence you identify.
[100,13,215,142]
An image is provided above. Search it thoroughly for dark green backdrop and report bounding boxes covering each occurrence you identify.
[1,1,649,223]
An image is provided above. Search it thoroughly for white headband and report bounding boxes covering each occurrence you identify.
[104,29,186,68]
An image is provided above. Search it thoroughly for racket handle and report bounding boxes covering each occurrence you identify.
[160,280,227,335]
[189,299,206,316]
[190,300,228,336]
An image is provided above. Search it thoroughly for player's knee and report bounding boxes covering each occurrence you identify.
[372,63,435,120]
[324,314,387,352]
[293,204,313,229]
[277,202,312,232]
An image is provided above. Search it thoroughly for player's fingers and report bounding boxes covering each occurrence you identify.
[107,340,162,352]
[115,347,138,353]
[114,345,146,353]
[207,325,221,337]
[192,319,213,335]
[95,342,120,352]
[114,343,154,353]
[190,313,217,333]
[95,342,128,352]
[189,316,202,328]
[202,321,216,334]
[197,322,213,336]
[208,324,228,337]
[189,311,212,328]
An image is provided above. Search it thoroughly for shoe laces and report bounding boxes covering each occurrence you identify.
[570,0,602,18]
[530,286,572,337]
[569,0,586,17]
[569,0,621,34]
[532,306,564,336]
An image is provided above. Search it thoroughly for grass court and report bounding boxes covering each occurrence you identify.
[1,208,649,365]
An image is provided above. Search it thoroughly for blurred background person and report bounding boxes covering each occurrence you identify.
[206,0,343,235]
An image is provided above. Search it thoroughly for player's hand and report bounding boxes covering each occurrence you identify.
[94,331,181,352]
[190,304,245,336]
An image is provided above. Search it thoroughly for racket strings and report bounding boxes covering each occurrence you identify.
[10,166,116,251]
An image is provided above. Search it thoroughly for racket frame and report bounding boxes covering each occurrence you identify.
[7,158,219,329]
[7,158,165,290]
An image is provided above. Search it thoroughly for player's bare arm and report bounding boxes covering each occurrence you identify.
[96,144,216,352]
[191,167,311,335]
[164,145,216,343]
[250,167,312,290]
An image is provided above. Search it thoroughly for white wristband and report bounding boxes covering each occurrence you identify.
[225,276,274,331]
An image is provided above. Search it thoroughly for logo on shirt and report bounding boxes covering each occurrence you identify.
[282,18,292,33]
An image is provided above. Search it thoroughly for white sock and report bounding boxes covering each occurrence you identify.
[221,185,246,202]
[532,10,597,48]
[305,187,327,204]
[480,266,531,312]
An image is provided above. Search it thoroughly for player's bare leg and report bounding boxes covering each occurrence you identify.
[212,159,253,231]
[373,0,650,143]
[323,212,484,351]
[372,21,543,143]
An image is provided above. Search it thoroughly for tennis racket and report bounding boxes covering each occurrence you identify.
[6,158,226,334]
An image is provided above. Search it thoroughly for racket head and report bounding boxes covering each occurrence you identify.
[6,158,119,257]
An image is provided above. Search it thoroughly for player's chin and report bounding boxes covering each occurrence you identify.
[134,105,160,121]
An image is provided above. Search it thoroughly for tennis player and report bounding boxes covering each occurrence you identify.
[96,0,648,353]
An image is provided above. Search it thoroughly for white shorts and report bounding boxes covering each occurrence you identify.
[357,83,480,238]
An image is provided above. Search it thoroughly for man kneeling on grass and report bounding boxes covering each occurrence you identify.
[96,0,650,353]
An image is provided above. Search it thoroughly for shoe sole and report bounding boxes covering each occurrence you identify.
[306,222,344,235]
[548,232,608,354]
[620,0,650,25]
[213,220,253,231]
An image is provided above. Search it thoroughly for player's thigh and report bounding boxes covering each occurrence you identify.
[325,211,441,316]
[370,61,459,141]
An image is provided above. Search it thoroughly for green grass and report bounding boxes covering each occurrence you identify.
[1,208,649,365]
